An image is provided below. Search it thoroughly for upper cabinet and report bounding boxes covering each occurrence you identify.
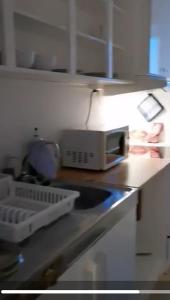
[0,0,166,90]
[13,0,128,78]
[14,0,69,71]
[150,0,170,78]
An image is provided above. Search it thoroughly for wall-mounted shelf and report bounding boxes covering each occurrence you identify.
[77,31,125,51]
[77,31,106,45]
[0,66,166,97]
[113,4,126,14]
[14,9,67,32]
[0,65,132,86]
[129,141,170,148]
[103,74,166,95]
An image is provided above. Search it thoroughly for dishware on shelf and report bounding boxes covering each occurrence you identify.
[16,49,36,69]
[34,53,57,71]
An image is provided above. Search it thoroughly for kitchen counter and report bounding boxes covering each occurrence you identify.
[1,157,170,295]
[0,182,137,294]
[58,157,170,188]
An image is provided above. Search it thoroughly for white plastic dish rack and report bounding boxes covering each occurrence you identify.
[0,174,80,243]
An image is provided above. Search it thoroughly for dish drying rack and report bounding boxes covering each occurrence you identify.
[0,174,80,243]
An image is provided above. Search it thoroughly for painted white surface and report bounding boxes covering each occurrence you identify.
[58,208,136,281]
[0,78,103,169]
[102,89,170,144]
[0,73,170,169]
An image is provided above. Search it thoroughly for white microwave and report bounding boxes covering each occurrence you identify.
[61,126,129,170]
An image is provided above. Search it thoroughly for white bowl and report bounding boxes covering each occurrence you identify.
[16,49,36,69]
[34,53,57,71]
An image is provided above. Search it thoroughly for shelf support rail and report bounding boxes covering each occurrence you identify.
[1,0,16,67]
[106,0,114,79]
[68,0,77,75]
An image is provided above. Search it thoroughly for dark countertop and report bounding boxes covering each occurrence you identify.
[58,157,170,188]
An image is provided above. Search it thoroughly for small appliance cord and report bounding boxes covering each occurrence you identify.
[85,89,99,129]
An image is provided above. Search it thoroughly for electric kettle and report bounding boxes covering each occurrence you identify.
[20,128,61,184]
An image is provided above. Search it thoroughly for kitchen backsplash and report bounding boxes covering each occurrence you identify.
[0,76,170,170]
[0,77,103,169]
[101,89,170,143]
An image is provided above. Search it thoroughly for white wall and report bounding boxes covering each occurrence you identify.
[0,76,170,171]
[0,77,103,169]
[102,88,170,143]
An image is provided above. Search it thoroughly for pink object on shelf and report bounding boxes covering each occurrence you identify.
[149,147,161,158]
[145,123,164,143]
[129,146,148,155]
[129,130,147,141]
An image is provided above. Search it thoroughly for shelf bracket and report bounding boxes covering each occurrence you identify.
[106,0,113,79]
[68,0,77,75]
[1,0,16,67]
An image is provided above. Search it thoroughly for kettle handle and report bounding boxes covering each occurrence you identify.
[46,142,61,176]
[55,143,61,172]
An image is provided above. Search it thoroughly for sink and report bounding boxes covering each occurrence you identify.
[51,182,129,210]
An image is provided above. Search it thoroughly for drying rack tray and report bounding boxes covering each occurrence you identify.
[0,175,80,242]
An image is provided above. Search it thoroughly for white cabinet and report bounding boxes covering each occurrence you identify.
[58,208,136,284]
[150,0,170,77]
[135,165,170,281]
[0,0,129,78]
[13,0,130,78]
[36,208,136,300]
[0,0,157,85]
[0,0,165,90]
[136,166,168,259]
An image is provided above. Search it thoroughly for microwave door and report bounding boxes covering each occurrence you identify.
[106,132,125,165]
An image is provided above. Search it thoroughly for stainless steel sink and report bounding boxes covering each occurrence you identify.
[51,181,131,210]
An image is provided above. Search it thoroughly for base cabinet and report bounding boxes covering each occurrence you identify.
[37,208,136,300]
[136,166,168,259]
[58,208,136,284]
[136,165,170,281]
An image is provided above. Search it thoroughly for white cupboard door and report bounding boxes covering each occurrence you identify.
[59,208,136,284]
[57,247,96,300]
[92,208,136,282]
[136,165,168,262]
[36,208,136,300]
[150,0,170,77]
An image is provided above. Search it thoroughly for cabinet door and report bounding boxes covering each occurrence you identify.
[37,207,136,300]
[58,208,136,284]
[150,0,170,77]
[136,166,169,261]
[92,208,136,282]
